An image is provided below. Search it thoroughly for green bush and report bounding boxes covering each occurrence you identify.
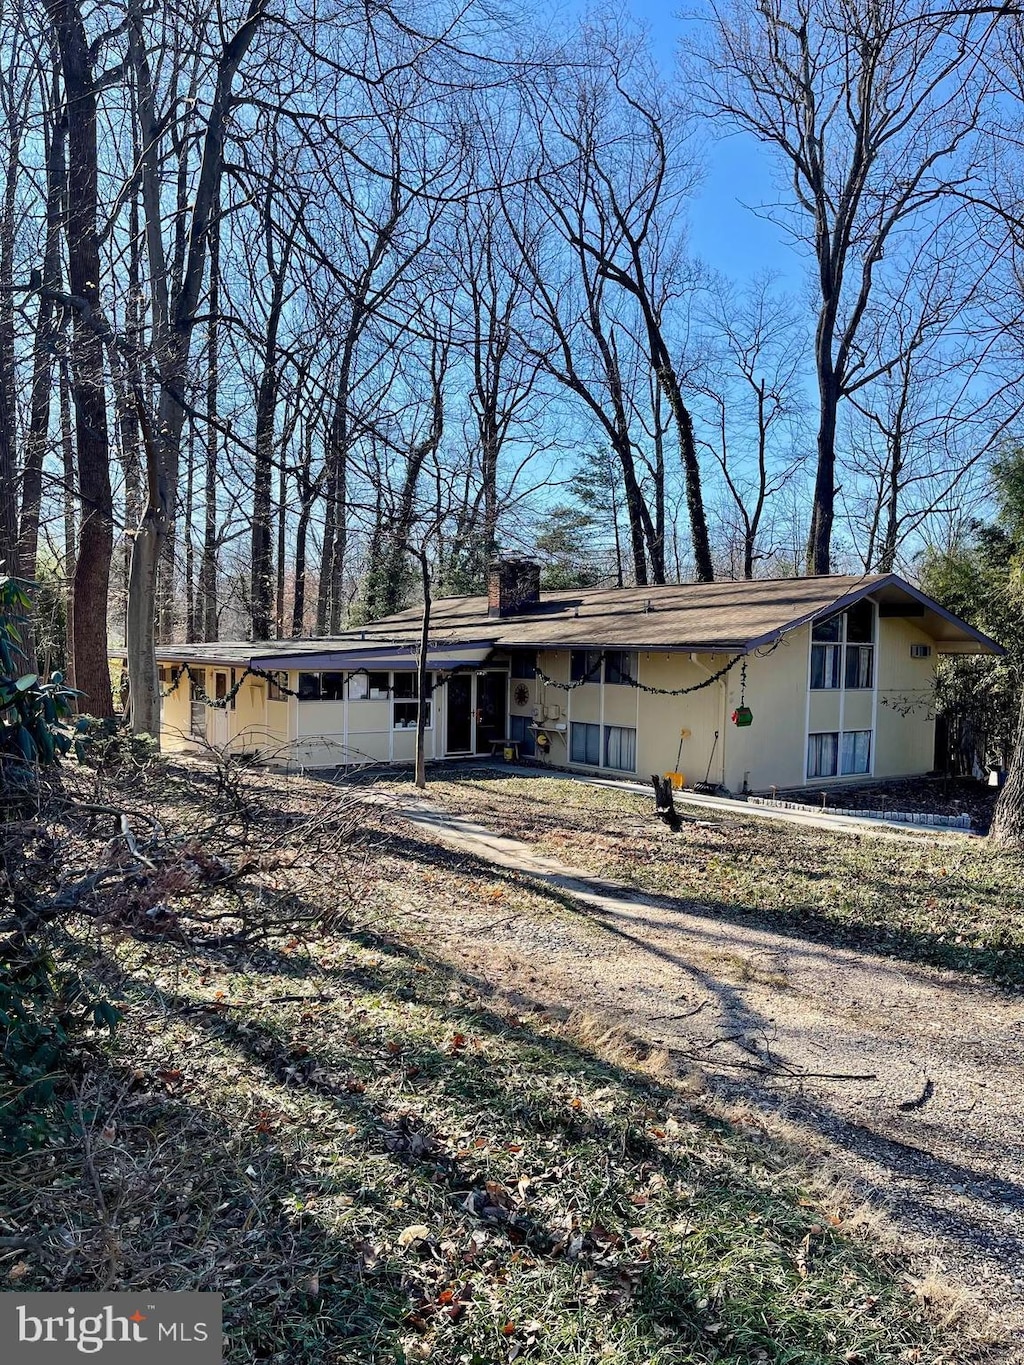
[0,944,121,1155]
[0,575,78,774]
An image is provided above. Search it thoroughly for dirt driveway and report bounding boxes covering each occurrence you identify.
[378,791,1024,1352]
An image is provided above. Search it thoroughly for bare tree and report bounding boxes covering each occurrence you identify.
[699,0,1000,573]
[697,275,808,577]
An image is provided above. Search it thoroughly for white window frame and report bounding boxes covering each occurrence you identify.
[807,731,839,779]
[603,724,637,772]
[391,673,433,732]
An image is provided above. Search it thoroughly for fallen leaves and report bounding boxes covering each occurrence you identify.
[398,1224,431,1249]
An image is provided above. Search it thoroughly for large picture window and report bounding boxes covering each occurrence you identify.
[810,603,875,691]
[604,725,637,772]
[570,721,600,765]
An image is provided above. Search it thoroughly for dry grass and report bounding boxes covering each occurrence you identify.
[0,757,981,1365]
[417,771,1024,988]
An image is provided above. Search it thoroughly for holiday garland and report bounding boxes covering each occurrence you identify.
[533,650,745,697]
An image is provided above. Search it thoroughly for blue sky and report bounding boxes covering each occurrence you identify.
[578,0,807,292]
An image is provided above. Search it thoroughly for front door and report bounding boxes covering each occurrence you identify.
[446,675,473,754]
[475,673,507,754]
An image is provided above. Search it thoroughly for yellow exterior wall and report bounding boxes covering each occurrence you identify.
[159,670,192,751]
[874,616,935,778]
[721,632,810,792]
[155,605,942,783]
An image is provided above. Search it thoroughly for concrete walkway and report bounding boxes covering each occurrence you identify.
[375,783,1022,1347]
[455,760,977,838]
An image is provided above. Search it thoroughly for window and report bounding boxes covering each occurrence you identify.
[347,672,369,700]
[604,651,636,685]
[844,644,873,690]
[320,672,345,701]
[570,649,602,683]
[367,671,390,699]
[570,721,600,765]
[845,600,874,642]
[266,670,288,702]
[841,730,871,775]
[212,670,237,712]
[392,673,432,730]
[511,651,537,679]
[604,725,637,772]
[810,603,875,690]
[810,643,841,690]
[807,732,838,779]
[812,616,841,642]
[297,672,321,700]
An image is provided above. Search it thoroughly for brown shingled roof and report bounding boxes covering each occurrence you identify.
[151,573,1002,668]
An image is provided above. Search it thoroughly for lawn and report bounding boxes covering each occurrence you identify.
[419,770,1024,989]
[0,757,972,1364]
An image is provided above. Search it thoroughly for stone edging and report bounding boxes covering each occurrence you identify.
[746,795,972,830]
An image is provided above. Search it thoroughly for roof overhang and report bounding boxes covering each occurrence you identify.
[744,574,1004,656]
[249,642,496,672]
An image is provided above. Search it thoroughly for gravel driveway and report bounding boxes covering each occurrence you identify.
[385,793,1024,1355]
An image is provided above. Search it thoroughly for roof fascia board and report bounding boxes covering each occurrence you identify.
[742,574,1004,656]
[881,576,1005,655]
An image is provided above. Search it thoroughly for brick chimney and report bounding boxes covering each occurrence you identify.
[488,558,541,618]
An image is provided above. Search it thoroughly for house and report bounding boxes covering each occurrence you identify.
[153,560,1002,792]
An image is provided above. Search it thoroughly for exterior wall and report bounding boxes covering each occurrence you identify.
[229,675,272,754]
[722,630,810,792]
[634,652,726,788]
[159,671,192,750]
[156,608,941,782]
[874,616,936,779]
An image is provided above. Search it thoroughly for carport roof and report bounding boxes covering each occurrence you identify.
[152,572,1002,667]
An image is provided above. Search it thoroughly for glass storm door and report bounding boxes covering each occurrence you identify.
[446,675,473,754]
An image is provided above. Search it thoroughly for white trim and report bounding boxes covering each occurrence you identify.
[804,629,813,780]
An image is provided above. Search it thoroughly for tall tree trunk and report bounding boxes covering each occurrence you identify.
[126,0,268,736]
[275,456,287,638]
[184,422,196,641]
[991,683,1024,847]
[18,77,65,578]
[199,187,221,641]
[806,373,839,575]
[47,0,114,717]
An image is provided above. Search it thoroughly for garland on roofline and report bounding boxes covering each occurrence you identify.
[155,635,781,709]
[155,661,461,709]
[533,651,745,696]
